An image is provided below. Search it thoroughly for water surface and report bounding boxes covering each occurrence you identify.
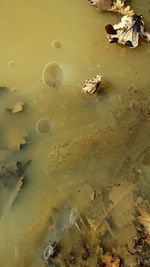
[0,0,150,266]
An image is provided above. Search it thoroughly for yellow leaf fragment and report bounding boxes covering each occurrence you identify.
[7,101,25,114]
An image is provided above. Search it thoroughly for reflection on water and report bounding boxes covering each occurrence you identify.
[0,0,150,266]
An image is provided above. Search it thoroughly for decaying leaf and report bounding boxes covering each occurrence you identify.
[0,161,31,179]
[89,0,112,11]
[110,0,134,16]
[88,0,134,15]
[138,207,150,241]
[7,101,25,113]
[105,15,150,48]
[82,75,102,94]
[6,129,28,151]
[103,252,121,267]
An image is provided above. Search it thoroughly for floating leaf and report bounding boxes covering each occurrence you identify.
[7,101,25,114]
[82,75,102,94]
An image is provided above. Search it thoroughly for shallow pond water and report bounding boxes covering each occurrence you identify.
[0,0,150,266]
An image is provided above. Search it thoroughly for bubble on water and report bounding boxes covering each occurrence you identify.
[42,62,64,88]
[52,39,62,48]
[36,118,51,135]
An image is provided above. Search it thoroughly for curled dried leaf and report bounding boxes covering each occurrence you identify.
[105,15,150,48]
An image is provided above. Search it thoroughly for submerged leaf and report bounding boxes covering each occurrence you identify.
[7,101,25,114]
[109,181,135,227]
[6,129,28,151]
[103,252,121,267]
[89,0,112,10]
[138,208,150,240]
[0,86,9,93]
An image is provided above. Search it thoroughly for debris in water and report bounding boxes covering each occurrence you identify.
[82,74,102,94]
[0,160,31,188]
[43,242,61,266]
[102,252,121,267]
[105,15,150,48]
[6,129,28,151]
[121,198,150,266]
[133,225,150,266]
[7,101,25,113]
[67,249,76,264]
[16,160,31,177]
[88,0,112,10]
[81,237,90,261]
[138,208,150,243]
[88,0,134,15]
[129,97,150,120]
[110,0,134,16]
[43,241,60,261]
[91,189,97,201]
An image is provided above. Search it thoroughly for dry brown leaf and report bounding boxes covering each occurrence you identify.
[6,129,28,151]
[89,0,134,15]
[138,207,150,239]
[7,101,25,113]
[110,0,134,16]
[103,252,121,267]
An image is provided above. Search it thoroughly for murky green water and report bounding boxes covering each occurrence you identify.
[0,1,150,266]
